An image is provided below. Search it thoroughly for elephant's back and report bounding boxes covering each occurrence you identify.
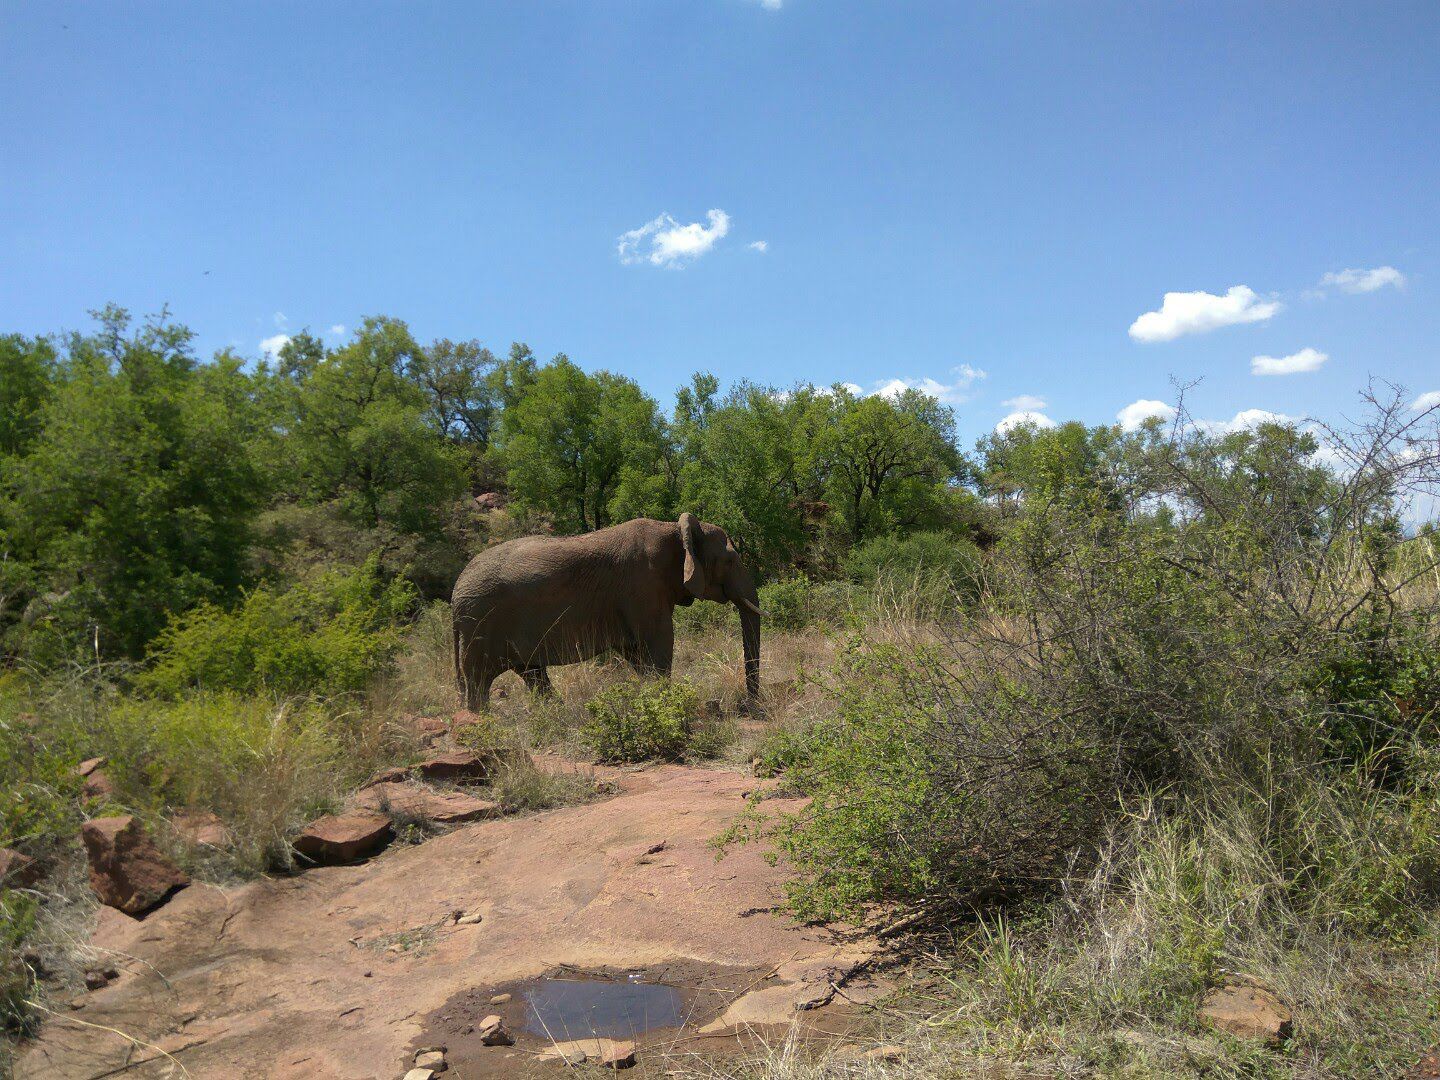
[450,531,631,608]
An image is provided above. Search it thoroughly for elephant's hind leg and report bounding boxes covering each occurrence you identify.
[520,666,556,698]
[459,645,501,712]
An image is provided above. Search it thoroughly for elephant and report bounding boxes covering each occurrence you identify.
[451,513,766,709]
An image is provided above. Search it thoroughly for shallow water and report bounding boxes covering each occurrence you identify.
[517,974,686,1039]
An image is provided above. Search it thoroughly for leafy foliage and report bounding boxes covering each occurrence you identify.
[139,557,414,698]
[581,679,716,762]
[0,308,266,660]
[498,356,670,532]
[271,317,468,537]
[843,529,982,609]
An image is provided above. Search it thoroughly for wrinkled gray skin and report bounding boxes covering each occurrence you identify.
[451,514,765,709]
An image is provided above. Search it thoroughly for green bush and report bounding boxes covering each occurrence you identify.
[139,556,414,698]
[751,715,815,778]
[672,598,736,634]
[728,639,1116,921]
[581,679,717,763]
[756,576,860,633]
[0,890,39,1038]
[843,529,981,607]
[0,676,83,853]
[90,693,362,870]
[1307,612,1440,768]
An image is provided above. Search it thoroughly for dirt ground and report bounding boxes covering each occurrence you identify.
[16,762,881,1079]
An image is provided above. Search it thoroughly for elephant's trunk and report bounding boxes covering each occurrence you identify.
[728,570,762,698]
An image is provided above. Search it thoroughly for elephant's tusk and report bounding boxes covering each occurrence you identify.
[736,597,770,618]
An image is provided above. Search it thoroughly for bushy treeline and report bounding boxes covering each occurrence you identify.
[0,306,986,666]
[746,400,1440,918]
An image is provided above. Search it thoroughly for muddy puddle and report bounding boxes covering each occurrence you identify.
[518,973,685,1039]
[412,959,775,1077]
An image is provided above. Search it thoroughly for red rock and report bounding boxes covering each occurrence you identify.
[473,491,506,511]
[171,811,231,848]
[293,812,393,865]
[362,765,413,787]
[0,847,41,887]
[83,770,115,799]
[81,816,189,915]
[475,1014,513,1046]
[405,715,449,747]
[77,756,116,799]
[353,783,500,824]
[600,1039,636,1069]
[414,751,489,784]
[1199,975,1293,1044]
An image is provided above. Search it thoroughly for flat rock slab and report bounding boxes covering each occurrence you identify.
[539,1036,635,1069]
[354,782,500,824]
[293,811,394,865]
[81,816,189,915]
[0,847,40,887]
[1199,975,1293,1043]
[414,751,489,783]
[171,810,232,848]
[18,765,872,1079]
[405,714,450,746]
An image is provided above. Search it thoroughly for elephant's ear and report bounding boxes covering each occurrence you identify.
[679,513,706,598]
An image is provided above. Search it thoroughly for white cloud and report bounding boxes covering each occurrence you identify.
[1319,266,1406,294]
[328,324,346,336]
[1002,394,1047,411]
[1117,399,1177,431]
[868,364,987,405]
[1192,408,1299,437]
[1411,391,1440,412]
[273,311,288,327]
[1251,347,1328,376]
[259,333,292,360]
[618,209,731,267]
[1128,285,1281,343]
[995,410,1057,435]
[748,240,769,253]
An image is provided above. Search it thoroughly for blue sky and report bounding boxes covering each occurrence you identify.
[2,1,1436,445]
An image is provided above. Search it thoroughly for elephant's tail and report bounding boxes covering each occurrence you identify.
[452,619,465,704]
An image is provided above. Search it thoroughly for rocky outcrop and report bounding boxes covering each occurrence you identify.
[78,757,115,800]
[81,816,189,915]
[171,811,231,849]
[538,1037,634,1069]
[405,715,450,747]
[0,848,41,887]
[414,752,491,784]
[474,1014,512,1046]
[293,811,393,865]
[1199,975,1293,1044]
[412,1046,447,1072]
[354,782,499,824]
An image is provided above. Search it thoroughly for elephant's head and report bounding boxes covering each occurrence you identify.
[678,513,765,697]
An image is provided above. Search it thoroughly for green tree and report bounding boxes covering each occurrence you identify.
[406,338,499,449]
[0,334,57,459]
[498,356,667,532]
[977,419,1127,515]
[280,316,467,537]
[679,382,826,577]
[818,388,968,543]
[0,307,266,659]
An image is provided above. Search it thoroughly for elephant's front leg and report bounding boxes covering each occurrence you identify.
[626,617,675,678]
[520,666,556,698]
